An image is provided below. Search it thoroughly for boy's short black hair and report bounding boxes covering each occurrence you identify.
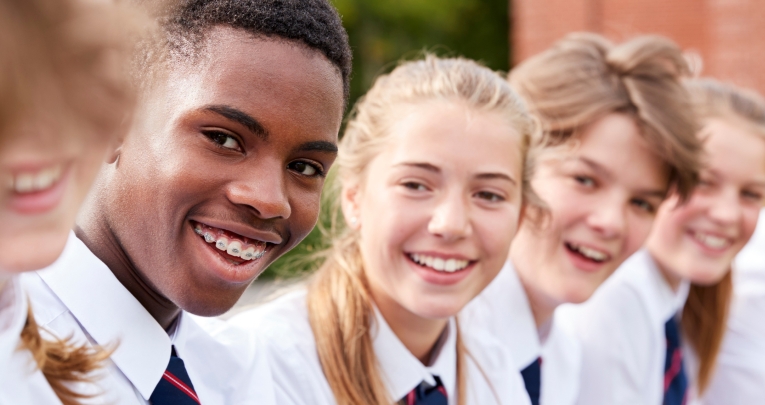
[163,0,352,103]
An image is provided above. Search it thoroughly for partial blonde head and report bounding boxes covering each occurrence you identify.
[510,32,701,200]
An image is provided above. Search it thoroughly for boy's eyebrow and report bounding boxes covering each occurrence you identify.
[203,104,268,139]
[298,140,338,153]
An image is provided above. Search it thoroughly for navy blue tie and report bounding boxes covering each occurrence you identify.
[403,375,448,405]
[663,317,688,405]
[521,357,541,405]
[150,347,200,404]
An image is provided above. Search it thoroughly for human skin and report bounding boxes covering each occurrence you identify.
[647,118,765,289]
[511,113,670,326]
[77,27,344,328]
[0,106,115,275]
[342,101,524,362]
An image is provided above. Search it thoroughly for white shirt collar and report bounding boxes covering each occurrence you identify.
[625,249,690,323]
[36,232,170,400]
[480,260,541,369]
[372,305,457,402]
[0,277,27,377]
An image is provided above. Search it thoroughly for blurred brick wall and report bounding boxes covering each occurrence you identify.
[512,0,765,95]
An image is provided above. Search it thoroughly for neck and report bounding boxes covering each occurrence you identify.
[370,287,449,365]
[75,195,180,330]
[647,246,683,292]
[509,246,558,329]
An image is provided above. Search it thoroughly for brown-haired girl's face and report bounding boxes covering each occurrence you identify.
[512,113,669,308]
[342,101,524,321]
[647,118,765,285]
[0,112,113,272]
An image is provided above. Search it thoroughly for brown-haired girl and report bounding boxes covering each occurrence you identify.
[231,55,537,404]
[0,0,140,403]
[462,32,701,405]
[567,79,765,404]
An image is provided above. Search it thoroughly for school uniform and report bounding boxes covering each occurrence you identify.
[0,276,63,405]
[230,289,531,405]
[21,232,275,405]
[558,249,691,405]
[461,260,582,405]
[699,208,765,404]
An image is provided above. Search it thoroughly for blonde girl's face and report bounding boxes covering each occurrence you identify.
[0,112,113,273]
[512,113,669,308]
[647,118,765,285]
[343,101,524,321]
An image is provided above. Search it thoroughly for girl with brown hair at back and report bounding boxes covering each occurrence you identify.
[0,0,140,403]
[462,32,701,405]
[231,55,537,405]
[566,79,765,404]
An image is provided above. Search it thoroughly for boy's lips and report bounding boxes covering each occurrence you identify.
[188,220,275,284]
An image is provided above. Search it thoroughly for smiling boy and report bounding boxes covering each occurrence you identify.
[22,0,351,403]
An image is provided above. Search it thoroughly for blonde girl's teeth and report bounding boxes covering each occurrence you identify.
[227,241,242,257]
[445,259,456,272]
[215,237,228,251]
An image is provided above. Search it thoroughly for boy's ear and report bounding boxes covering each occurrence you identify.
[106,113,132,164]
[340,183,362,230]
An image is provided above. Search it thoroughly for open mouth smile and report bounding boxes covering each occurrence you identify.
[565,242,611,264]
[407,253,474,273]
[192,220,271,265]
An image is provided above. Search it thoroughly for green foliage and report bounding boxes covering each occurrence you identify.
[261,0,510,279]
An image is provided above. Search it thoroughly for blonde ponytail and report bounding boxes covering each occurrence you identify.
[20,307,112,405]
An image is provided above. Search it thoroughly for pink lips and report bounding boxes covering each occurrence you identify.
[406,253,475,286]
[8,167,70,215]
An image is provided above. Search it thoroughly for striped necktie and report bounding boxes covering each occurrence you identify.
[520,357,541,405]
[663,317,688,405]
[150,346,201,405]
[402,375,447,405]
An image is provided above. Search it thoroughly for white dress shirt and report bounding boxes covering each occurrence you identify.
[699,208,765,404]
[21,232,275,405]
[230,288,531,405]
[558,249,691,405]
[0,276,63,405]
[461,260,582,405]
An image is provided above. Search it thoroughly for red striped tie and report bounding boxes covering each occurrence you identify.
[150,347,201,404]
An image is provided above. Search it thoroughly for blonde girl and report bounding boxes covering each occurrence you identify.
[0,0,141,404]
[463,32,701,405]
[231,55,537,405]
[568,79,765,404]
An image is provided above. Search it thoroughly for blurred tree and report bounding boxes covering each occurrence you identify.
[262,0,510,279]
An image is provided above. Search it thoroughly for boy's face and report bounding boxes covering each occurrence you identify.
[105,27,343,315]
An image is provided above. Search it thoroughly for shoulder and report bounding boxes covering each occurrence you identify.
[229,289,335,405]
[461,331,532,405]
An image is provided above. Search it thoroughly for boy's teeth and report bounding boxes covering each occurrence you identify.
[241,247,256,260]
[227,241,242,257]
[194,222,267,261]
[215,237,229,251]
[410,253,470,273]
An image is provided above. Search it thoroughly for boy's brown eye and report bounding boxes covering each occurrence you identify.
[288,161,323,177]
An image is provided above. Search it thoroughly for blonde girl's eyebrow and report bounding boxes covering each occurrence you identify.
[474,172,517,186]
[393,162,441,173]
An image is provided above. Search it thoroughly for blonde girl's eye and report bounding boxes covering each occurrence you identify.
[475,190,504,202]
[202,130,242,152]
[742,189,763,202]
[402,181,428,191]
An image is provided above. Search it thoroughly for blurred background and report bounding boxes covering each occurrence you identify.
[258,0,765,282]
